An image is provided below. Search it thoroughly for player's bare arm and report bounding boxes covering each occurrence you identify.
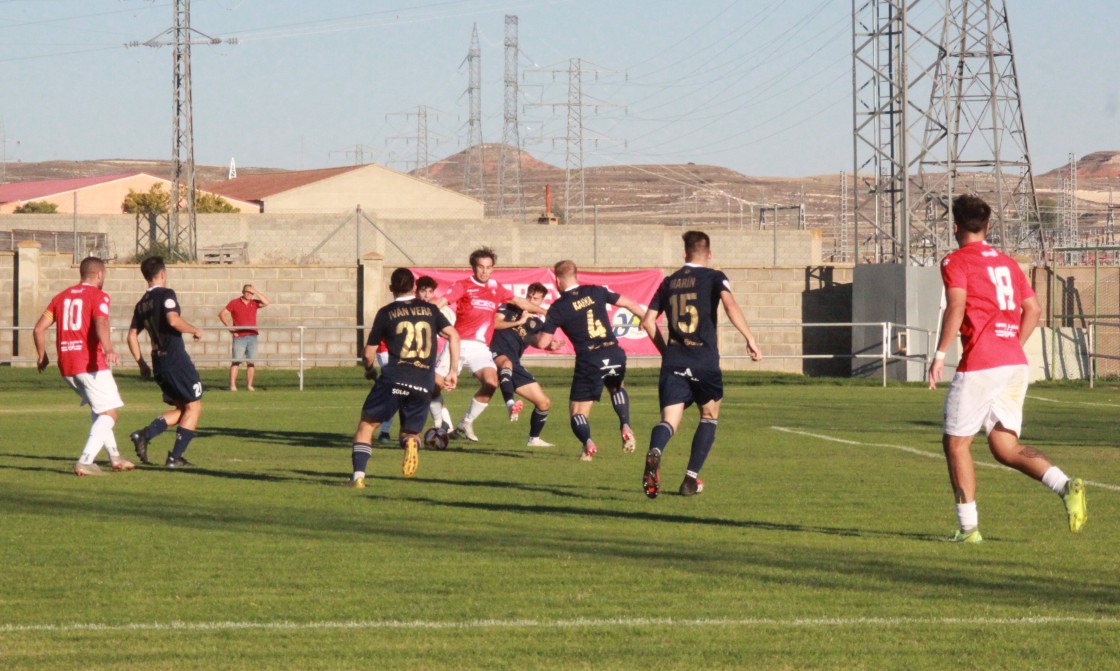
[929,287,966,389]
[527,332,565,350]
[721,290,762,361]
[613,295,646,321]
[639,306,667,354]
[126,328,151,378]
[510,295,547,315]
[32,311,53,372]
[92,314,121,366]
[1019,296,1042,347]
[442,327,460,391]
[167,311,204,341]
[493,311,529,331]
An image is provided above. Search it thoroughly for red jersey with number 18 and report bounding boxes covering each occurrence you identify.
[940,241,1035,372]
[45,283,111,376]
[442,277,514,343]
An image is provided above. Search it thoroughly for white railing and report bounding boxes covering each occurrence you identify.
[3,321,938,389]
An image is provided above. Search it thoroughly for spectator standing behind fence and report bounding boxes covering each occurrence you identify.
[218,284,270,391]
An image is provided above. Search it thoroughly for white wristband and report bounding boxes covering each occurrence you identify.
[934,350,946,361]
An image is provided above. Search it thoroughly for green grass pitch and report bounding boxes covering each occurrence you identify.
[1,367,1117,670]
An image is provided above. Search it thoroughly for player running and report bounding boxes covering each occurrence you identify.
[126,257,206,469]
[491,282,565,447]
[32,257,135,476]
[347,268,459,487]
[639,231,762,498]
[535,260,645,461]
[418,275,455,432]
[434,247,544,442]
[929,194,1086,542]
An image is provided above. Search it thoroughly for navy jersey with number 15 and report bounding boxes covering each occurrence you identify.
[366,298,451,387]
[649,265,728,369]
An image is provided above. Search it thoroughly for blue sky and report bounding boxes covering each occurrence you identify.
[0,0,1116,177]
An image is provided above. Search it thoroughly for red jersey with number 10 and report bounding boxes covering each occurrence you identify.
[940,241,1035,372]
[45,283,111,376]
[442,276,514,343]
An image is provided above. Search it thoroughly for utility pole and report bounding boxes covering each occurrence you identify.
[852,0,1038,265]
[228,157,237,180]
[128,0,236,261]
[387,105,452,176]
[525,58,624,225]
[462,23,484,200]
[498,15,525,221]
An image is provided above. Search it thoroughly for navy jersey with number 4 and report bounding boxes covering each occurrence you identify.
[367,298,451,387]
[130,286,190,368]
[491,304,545,361]
[543,285,620,354]
[650,264,728,369]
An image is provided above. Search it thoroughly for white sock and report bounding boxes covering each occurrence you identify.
[956,501,978,532]
[1041,466,1070,495]
[441,408,452,430]
[92,415,121,459]
[353,471,365,480]
[464,399,488,423]
[430,398,445,428]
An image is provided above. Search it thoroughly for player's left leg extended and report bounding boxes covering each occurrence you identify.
[987,425,1086,532]
[517,381,551,446]
[606,382,635,452]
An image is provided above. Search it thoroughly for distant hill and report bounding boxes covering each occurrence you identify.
[0,158,284,186]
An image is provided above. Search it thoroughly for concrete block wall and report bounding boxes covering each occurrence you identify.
[0,213,823,268]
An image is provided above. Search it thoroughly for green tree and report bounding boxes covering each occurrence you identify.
[121,183,239,214]
[13,200,59,214]
[196,191,240,213]
[121,183,170,215]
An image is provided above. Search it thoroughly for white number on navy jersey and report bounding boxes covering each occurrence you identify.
[986,266,1016,310]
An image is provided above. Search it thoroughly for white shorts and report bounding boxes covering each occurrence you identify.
[64,370,125,415]
[436,339,495,377]
[943,364,1028,437]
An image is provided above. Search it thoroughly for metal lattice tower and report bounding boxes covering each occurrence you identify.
[386,105,450,176]
[564,58,586,226]
[462,23,484,199]
[1106,188,1116,246]
[1059,153,1079,250]
[497,15,525,221]
[838,171,850,262]
[852,0,1039,265]
[228,157,237,180]
[130,0,235,261]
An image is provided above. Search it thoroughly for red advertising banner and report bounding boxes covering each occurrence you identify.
[410,267,664,356]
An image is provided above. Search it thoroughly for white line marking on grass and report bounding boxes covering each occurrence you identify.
[1028,395,1120,408]
[771,427,1120,492]
[2,616,1118,635]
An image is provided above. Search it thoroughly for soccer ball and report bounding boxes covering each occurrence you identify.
[423,426,449,450]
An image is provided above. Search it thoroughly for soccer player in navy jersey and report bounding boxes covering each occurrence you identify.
[536,260,646,461]
[347,268,460,487]
[639,231,762,498]
[929,194,1085,542]
[126,257,206,468]
[490,282,565,446]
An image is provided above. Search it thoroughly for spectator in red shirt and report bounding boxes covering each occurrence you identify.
[218,284,270,391]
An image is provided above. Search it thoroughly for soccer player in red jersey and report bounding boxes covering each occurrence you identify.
[32,257,135,476]
[434,247,545,442]
[929,194,1086,542]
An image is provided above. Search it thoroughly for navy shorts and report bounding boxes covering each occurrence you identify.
[658,366,723,409]
[570,346,627,402]
[154,357,204,405]
[493,353,537,391]
[360,378,432,434]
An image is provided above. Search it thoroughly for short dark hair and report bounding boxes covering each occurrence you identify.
[469,246,497,269]
[952,194,991,234]
[389,267,415,295]
[140,256,166,282]
[526,282,547,298]
[682,230,710,257]
[416,275,438,292]
[554,259,577,280]
[79,256,104,279]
